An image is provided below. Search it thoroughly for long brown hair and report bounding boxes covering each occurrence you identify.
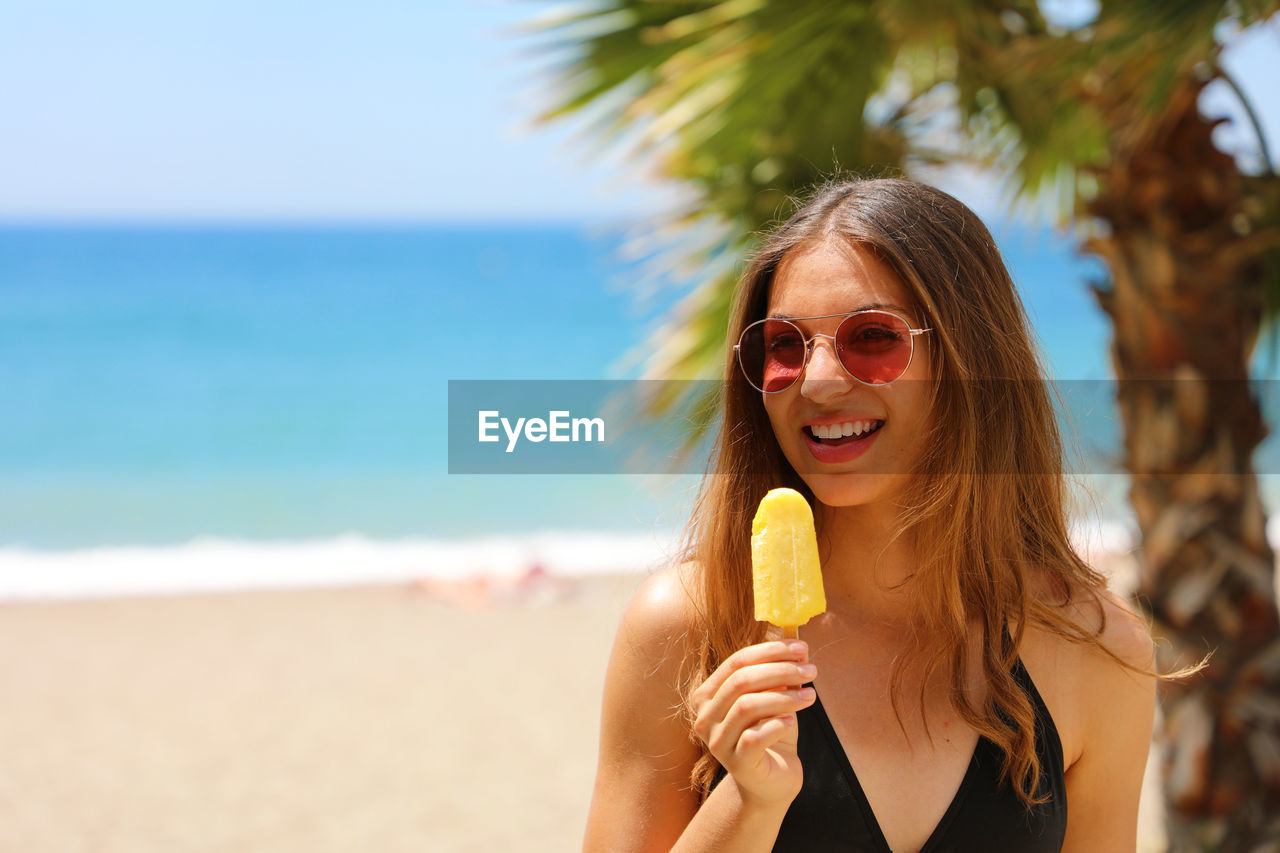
[678,177,1116,805]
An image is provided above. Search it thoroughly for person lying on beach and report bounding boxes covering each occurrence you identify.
[583,178,1155,852]
[411,561,572,608]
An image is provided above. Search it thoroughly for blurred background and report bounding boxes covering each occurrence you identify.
[1,1,698,594]
[4,2,1275,582]
[1,1,1278,851]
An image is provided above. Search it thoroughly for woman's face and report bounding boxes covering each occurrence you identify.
[761,239,934,510]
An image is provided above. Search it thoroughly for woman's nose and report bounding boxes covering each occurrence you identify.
[799,335,854,401]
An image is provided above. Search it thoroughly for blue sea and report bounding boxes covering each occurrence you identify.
[0,220,1254,597]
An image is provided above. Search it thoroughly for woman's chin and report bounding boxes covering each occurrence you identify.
[799,472,913,510]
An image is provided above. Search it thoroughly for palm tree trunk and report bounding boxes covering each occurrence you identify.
[1086,78,1280,851]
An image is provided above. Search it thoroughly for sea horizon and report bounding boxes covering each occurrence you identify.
[3,220,1275,598]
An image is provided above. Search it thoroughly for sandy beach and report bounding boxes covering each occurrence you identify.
[0,561,1167,853]
[0,575,639,853]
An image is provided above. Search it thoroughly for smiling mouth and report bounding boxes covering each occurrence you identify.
[804,420,885,445]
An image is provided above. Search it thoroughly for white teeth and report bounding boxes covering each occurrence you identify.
[811,420,881,440]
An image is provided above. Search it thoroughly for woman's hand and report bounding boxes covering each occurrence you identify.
[690,639,818,808]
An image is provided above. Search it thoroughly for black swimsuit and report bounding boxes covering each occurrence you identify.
[715,658,1068,852]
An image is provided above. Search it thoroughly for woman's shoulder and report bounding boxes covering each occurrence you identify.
[598,561,703,741]
[615,561,702,658]
[1062,587,1156,727]
[1022,585,1157,845]
[1021,582,1155,768]
[1021,565,1153,662]
[585,568,705,847]
[1036,584,1154,671]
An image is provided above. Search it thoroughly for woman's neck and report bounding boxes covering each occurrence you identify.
[814,501,921,632]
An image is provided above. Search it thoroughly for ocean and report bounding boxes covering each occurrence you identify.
[0,220,1255,597]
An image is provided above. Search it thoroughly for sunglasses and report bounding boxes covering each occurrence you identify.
[734,309,932,393]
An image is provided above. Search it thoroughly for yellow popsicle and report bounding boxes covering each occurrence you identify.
[751,488,826,637]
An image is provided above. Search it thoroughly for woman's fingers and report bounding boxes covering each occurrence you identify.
[735,714,798,762]
[724,687,815,738]
[688,639,818,799]
[685,641,819,805]
[693,640,808,703]
[703,687,816,758]
[693,660,816,737]
[725,660,817,695]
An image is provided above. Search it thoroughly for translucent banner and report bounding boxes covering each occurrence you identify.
[448,379,1279,475]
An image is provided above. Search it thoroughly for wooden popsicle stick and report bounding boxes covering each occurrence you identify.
[781,625,806,687]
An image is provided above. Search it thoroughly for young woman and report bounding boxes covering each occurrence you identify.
[583,179,1156,852]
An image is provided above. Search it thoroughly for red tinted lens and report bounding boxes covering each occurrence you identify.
[835,311,913,385]
[739,319,806,392]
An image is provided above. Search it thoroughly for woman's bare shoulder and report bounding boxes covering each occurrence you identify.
[1021,582,1155,769]
[584,562,703,850]
[1024,585,1156,849]
[614,561,701,654]
[601,560,705,736]
[1044,584,1154,671]
[1022,567,1152,662]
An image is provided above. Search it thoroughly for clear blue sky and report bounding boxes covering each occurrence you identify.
[1,1,1275,223]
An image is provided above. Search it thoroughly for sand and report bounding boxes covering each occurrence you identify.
[0,575,639,853]
[0,568,1167,853]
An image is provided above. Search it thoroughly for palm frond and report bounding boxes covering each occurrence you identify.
[528,0,1279,436]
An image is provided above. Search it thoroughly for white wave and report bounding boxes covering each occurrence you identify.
[11,511,1279,603]
[0,529,684,601]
